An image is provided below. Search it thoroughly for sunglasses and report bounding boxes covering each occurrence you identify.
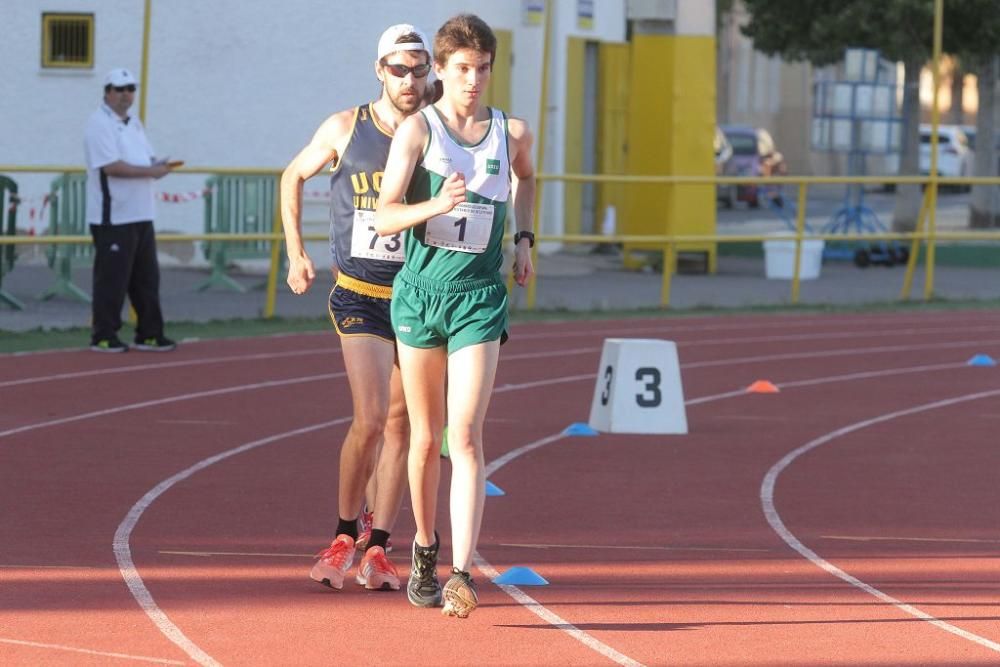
[113,85,137,93]
[381,61,431,79]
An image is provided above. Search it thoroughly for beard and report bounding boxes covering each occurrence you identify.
[388,86,423,114]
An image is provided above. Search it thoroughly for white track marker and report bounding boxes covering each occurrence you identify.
[821,535,1000,545]
[762,388,1000,654]
[0,637,184,665]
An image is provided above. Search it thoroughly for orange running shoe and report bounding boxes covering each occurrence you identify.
[355,546,400,591]
[309,534,355,590]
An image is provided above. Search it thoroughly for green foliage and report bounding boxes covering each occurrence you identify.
[740,0,1000,69]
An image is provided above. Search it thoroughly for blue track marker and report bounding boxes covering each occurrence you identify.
[493,566,549,586]
[968,354,997,367]
[563,422,599,436]
[485,480,506,496]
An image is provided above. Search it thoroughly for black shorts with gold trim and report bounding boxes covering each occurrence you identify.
[328,273,395,342]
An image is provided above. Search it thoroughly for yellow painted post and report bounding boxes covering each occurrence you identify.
[923,0,944,301]
[139,0,152,123]
[525,0,552,310]
[900,186,931,299]
[659,242,674,308]
[263,181,283,318]
[790,183,808,304]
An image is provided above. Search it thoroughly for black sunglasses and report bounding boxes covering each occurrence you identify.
[113,85,137,93]
[381,61,431,79]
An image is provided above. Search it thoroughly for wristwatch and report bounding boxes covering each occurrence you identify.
[513,231,535,248]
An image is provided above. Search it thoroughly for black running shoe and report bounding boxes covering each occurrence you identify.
[90,337,129,353]
[407,533,442,607]
[134,335,176,352]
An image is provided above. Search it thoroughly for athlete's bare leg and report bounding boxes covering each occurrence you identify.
[445,340,500,571]
[337,336,398,527]
[396,342,448,547]
[371,362,409,534]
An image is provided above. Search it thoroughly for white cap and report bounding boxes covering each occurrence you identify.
[104,68,138,87]
[377,23,431,61]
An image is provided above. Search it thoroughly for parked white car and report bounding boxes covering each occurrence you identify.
[919,123,974,189]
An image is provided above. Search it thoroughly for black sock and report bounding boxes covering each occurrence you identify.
[367,529,391,552]
[336,516,358,540]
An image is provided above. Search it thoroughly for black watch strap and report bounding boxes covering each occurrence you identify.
[514,231,535,248]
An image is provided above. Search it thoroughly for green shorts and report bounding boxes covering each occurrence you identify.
[391,268,508,354]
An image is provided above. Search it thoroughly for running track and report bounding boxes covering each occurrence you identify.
[2,310,999,666]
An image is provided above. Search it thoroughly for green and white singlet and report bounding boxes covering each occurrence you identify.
[402,105,511,282]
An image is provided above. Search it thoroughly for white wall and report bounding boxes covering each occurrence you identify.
[2,1,630,243]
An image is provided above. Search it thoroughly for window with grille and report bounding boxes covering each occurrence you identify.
[41,13,94,68]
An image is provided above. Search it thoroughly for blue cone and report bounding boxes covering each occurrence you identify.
[493,566,549,586]
[564,422,599,436]
[485,480,506,496]
[968,354,997,367]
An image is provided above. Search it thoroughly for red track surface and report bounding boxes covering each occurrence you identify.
[2,310,1000,666]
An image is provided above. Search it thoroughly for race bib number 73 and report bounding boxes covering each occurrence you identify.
[350,210,404,262]
[425,202,494,254]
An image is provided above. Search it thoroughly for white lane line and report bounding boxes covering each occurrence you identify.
[513,313,1000,341]
[7,323,999,390]
[0,637,184,665]
[0,372,344,440]
[0,564,98,569]
[114,418,351,667]
[473,554,644,667]
[683,338,1000,369]
[0,347,334,389]
[86,357,1000,665]
[761,388,1000,654]
[498,543,770,553]
[822,535,1000,545]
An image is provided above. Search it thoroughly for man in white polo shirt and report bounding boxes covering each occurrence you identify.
[84,67,176,352]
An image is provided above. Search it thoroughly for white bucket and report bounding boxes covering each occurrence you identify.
[762,236,825,280]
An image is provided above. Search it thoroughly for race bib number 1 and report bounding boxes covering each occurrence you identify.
[425,202,494,254]
[350,210,404,262]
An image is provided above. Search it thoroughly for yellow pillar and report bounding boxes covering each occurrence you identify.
[623,5,717,273]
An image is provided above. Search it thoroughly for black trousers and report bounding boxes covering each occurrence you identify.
[90,221,165,342]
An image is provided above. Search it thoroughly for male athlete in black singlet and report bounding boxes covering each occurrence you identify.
[280,23,436,593]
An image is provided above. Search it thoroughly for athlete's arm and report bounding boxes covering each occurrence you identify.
[374,113,464,236]
[508,117,536,287]
[280,108,352,294]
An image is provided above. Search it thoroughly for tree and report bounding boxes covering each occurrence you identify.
[943,0,1000,227]
[740,0,936,231]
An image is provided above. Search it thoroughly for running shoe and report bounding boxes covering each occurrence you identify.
[134,335,176,352]
[355,508,374,551]
[442,568,479,618]
[355,546,400,591]
[355,509,392,553]
[90,337,129,353]
[407,534,442,607]
[309,534,355,590]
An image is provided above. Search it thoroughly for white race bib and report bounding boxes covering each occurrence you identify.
[350,210,404,262]
[424,202,494,254]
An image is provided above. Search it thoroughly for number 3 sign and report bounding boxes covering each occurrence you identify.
[588,339,687,434]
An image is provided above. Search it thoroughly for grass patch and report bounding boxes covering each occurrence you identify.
[5,299,1000,354]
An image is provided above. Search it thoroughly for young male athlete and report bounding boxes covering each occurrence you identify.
[374,14,536,617]
[280,23,433,592]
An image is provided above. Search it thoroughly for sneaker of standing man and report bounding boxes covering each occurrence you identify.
[282,24,433,591]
